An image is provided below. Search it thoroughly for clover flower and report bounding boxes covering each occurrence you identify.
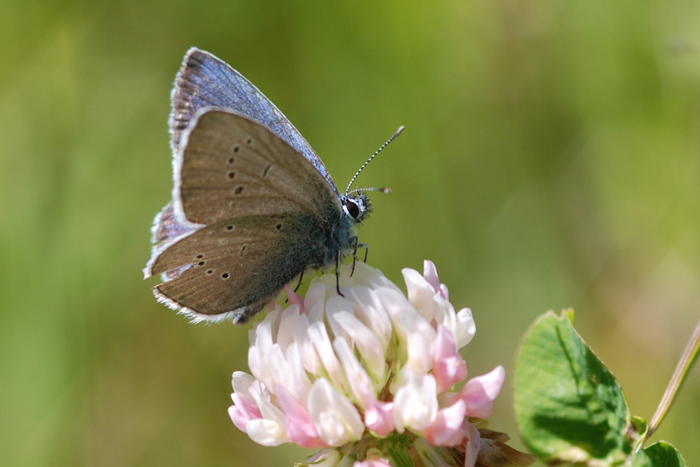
[229,261,535,467]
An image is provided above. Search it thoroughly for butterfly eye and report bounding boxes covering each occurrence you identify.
[344,199,361,219]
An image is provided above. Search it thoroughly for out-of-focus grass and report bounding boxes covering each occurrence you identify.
[1,0,698,465]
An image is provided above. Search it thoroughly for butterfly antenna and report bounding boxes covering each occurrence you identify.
[347,187,391,196]
[345,126,405,195]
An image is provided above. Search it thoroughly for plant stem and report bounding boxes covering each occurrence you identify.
[645,319,700,441]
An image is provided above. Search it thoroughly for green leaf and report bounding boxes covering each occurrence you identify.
[514,310,635,465]
[630,442,687,467]
[629,416,649,453]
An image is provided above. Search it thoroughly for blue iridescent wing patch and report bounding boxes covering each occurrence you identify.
[170,48,338,195]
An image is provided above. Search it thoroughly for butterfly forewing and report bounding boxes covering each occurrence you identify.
[152,202,194,244]
[175,110,337,226]
[170,48,337,194]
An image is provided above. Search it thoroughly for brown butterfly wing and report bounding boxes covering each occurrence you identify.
[150,214,327,324]
[169,49,337,192]
[146,109,342,323]
[174,109,336,225]
[149,202,197,281]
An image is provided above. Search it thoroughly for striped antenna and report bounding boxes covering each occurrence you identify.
[345,126,405,195]
[347,187,391,196]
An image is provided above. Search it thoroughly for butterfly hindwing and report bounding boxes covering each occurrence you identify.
[150,213,327,323]
[149,202,199,281]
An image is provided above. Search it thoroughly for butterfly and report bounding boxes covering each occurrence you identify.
[144,48,402,324]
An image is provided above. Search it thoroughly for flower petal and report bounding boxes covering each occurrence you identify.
[375,287,436,374]
[245,418,288,446]
[293,313,322,374]
[332,310,386,383]
[424,399,467,447]
[433,325,468,393]
[455,307,476,348]
[334,337,376,407]
[304,449,343,467]
[228,403,252,433]
[393,367,438,433]
[308,321,348,391]
[402,267,437,322]
[248,319,275,390]
[277,304,302,350]
[230,372,264,433]
[439,284,449,301]
[346,285,393,352]
[460,366,505,418]
[284,343,313,403]
[364,400,394,437]
[308,379,365,446]
[276,385,327,448]
[284,283,304,307]
[463,421,482,467]
[304,281,328,313]
[423,260,442,295]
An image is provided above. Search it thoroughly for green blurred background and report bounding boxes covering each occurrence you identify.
[2,0,699,465]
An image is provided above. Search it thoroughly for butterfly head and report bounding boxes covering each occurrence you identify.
[341,193,372,224]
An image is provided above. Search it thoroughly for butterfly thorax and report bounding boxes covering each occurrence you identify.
[321,193,371,267]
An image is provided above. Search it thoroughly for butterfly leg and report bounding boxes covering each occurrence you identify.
[294,270,305,292]
[350,239,370,277]
[336,250,345,297]
[350,236,359,277]
[285,270,306,303]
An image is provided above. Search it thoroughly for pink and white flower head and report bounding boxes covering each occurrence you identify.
[229,261,535,467]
